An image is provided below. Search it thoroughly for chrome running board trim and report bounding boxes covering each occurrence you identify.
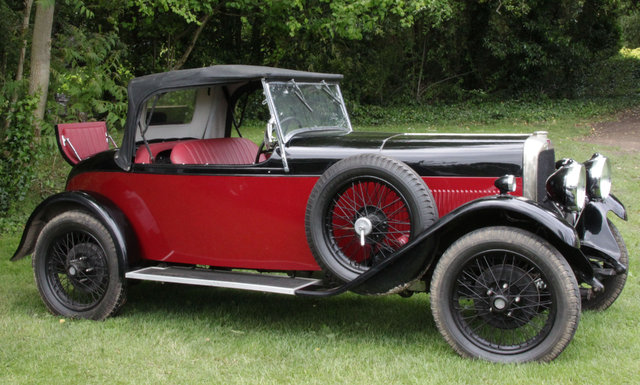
[125,266,321,295]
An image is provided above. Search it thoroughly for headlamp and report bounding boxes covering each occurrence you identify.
[546,159,586,212]
[584,153,611,200]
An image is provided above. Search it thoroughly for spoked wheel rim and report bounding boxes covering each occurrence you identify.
[451,250,556,355]
[45,230,110,311]
[324,176,413,273]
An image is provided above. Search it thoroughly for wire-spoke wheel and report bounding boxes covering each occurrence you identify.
[306,154,437,294]
[327,176,412,271]
[430,227,580,363]
[33,211,126,320]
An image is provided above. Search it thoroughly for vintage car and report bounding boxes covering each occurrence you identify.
[11,65,628,363]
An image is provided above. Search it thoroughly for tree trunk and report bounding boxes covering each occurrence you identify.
[416,36,427,100]
[16,0,34,84]
[172,14,211,70]
[28,0,55,138]
[3,0,34,134]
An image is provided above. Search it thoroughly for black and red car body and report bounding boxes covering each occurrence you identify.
[11,65,629,363]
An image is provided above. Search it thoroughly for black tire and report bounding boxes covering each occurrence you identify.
[582,220,628,311]
[430,227,580,363]
[305,153,438,294]
[32,211,126,320]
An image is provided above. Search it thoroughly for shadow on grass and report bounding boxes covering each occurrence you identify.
[121,280,439,341]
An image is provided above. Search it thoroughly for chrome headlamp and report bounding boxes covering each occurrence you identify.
[546,159,587,212]
[583,153,611,200]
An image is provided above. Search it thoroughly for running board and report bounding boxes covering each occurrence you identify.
[125,266,322,295]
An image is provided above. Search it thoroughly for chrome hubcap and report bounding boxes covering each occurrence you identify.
[354,217,373,246]
[492,296,507,311]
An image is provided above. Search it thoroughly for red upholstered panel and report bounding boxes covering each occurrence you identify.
[57,122,109,164]
[170,138,264,165]
[134,140,192,164]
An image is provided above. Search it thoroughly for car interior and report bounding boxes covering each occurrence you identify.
[133,83,267,166]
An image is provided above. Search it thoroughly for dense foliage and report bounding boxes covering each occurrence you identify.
[1,1,638,122]
[0,0,639,223]
[0,85,38,217]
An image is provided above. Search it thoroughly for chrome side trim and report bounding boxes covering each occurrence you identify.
[379,133,403,150]
[522,131,552,200]
[399,133,531,138]
[126,266,321,295]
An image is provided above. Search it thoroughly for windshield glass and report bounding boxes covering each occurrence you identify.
[265,80,351,142]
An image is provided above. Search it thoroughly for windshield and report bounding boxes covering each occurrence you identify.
[265,80,352,142]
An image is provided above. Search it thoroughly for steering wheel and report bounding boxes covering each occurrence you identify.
[256,119,276,163]
[255,139,272,164]
[279,116,303,131]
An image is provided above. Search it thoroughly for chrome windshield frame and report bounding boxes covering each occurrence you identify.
[262,78,290,172]
[263,79,352,144]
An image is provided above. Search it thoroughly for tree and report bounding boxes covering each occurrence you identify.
[15,0,34,86]
[28,0,54,137]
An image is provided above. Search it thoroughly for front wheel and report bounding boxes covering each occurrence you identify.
[430,227,580,363]
[32,211,126,320]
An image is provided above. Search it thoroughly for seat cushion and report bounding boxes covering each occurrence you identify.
[56,122,109,165]
[134,140,192,164]
[170,137,263,165]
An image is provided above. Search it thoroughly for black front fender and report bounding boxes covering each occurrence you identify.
[429,195,580,248]
[413,196,595,285]
[10,191,135,277]
[578,194,627,273]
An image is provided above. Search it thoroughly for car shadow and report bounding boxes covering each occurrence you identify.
[122,281,439,342]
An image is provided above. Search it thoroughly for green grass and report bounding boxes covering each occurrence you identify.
[1,99,640,384]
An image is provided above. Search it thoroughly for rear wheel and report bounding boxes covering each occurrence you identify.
[305,154,437,294]
[430,227,580,363]
[33,211,126,320]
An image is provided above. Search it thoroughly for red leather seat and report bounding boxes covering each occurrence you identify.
[170,137,265,165]
[134,140,192,164]
[56,121,114,165]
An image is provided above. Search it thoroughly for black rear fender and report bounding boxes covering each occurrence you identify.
[10,191,136,277]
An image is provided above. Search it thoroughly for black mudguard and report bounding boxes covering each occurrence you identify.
[415,195,596,286]
[577,194,628,273]
[10,191,135,277]
[297,195,596,296]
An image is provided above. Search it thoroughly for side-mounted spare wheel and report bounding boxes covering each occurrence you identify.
[305,153,438,294]
[430,226,581,363]
[33,211,126,320]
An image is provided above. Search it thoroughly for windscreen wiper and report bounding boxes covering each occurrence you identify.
[321,80,341,105]
[289,79,313,112]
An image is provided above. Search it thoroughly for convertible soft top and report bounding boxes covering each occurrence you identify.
[115,65,343,170]
[129,65,343,104]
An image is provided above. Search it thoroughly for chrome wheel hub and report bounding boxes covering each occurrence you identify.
[354,217,373,246]
[492,295,508,312]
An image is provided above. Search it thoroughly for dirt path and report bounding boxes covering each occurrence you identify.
[582,106,640,151]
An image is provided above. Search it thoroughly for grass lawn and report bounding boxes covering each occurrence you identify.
[1,100,639,384]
